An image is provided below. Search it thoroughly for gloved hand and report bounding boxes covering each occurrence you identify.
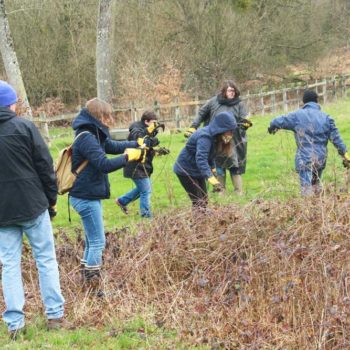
[343,152,350,169]
[155,147,170,156]
[268,126,278,134]
[211,168,217,177]
[48,205,57,220]
[241,118,253,130]
[208,176,223,192]
[147,121,161,134]
[137,136,160,148]
[124,148,147,163]
[184,127,196,138]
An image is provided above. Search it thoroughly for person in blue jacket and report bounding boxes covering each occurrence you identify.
[70,98,145,293]
[268,90,350,196]
[174,111,237,207]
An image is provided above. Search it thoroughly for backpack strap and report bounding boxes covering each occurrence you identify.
[72,131,90,175]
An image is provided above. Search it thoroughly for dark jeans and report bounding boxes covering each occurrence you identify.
[177,174,208,207]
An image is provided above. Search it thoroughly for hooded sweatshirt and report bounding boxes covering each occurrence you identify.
[174,111,237,178]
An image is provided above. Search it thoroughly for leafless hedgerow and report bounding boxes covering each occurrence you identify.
[8,193,350,349]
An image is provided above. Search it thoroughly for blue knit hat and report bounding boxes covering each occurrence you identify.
[0,80,18,107]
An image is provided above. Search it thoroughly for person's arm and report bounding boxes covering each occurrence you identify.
[30,124,57,206]
[328,116,347,156]
[195,135,215,178]
[104,139,138,154]
[269,111,298,132]
[191,99,212,129]
[238,101,249,120]
[76,133,128,173]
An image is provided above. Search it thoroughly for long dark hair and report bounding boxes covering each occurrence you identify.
[215,134,233,157]
[220,80,240,98]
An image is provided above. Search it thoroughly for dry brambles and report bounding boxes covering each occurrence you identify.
[8,194,350,349]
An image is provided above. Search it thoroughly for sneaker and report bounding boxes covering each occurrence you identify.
[115,199,128,215]
[9,327,26,340]
[47,317,75,330]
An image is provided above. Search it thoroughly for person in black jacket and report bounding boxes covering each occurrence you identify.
[70,98,144,292]
[0,80,66,336]
[116,111,160,218]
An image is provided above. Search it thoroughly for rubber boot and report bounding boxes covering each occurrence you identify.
[84,266,104,298]
[231,174,243,195]
[80,259,86,282]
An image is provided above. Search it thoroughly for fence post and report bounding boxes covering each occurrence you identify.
[271,90,276,114]
[322,79,327,104]
[341,75,346,98]
[194,94,199,119]
[132,102,138,122]
[283,89,288,113]
[129,102,134,123]
[39,112,50,146]
[332,76,337,100]
[260,89,265,115]
[175,96,181,129]
[296,86,300,108]
[246,90,250,113]
[315,79,318,95]
[154,100,161,121]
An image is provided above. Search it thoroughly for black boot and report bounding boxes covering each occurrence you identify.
[84,266,104,298]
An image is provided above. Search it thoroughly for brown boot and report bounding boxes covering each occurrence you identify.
[47,317,75,330]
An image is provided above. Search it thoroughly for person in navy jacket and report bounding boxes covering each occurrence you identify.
[174,111,237,208]
[268,90,350,196]
[70,98,144,292]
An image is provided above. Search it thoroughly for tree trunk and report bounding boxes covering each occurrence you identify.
[0,0,33,119]
[96,0,114,104]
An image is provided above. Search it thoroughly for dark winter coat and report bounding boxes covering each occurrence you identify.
[0,107,57,226]
[191,95,249,174]
[123,121,158,179]
[174,111,237,178]
[70,108,137,199]
[270,102,347,171]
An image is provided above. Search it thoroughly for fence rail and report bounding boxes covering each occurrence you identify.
[35,74,350,142]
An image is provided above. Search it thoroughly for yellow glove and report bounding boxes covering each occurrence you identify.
[147,121,158,134]
[208,176,222,192]
[124,148,146,163]
[137,137,147,148]
[184,127,196,138]
[343,152,350,168]
[241,118,253,130]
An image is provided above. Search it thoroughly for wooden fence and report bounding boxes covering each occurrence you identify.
[35,74,350,142]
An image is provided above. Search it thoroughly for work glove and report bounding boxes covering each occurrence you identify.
[184,127,196,138]
[48,205,57,220]
[155,147,170,156]
[208,176,223,193]
[240,118,253,130]
[343,152,350,169]
[137,136,160,148]
[124,148,147,163]
[268,126,278,134]
[147,121,161,134]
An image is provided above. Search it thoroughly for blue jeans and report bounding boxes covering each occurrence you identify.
[118,178,152,217]
[70,196,105,267]
[299,167,323,196]
[0,210,64,331]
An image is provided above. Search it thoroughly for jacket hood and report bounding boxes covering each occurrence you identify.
[72,108,110,137]
[0,107,16,123]
[208,111,237,136]
[303,102,321,110]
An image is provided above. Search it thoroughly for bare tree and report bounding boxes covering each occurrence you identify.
[96,0,115,104]
[0,0,32,119]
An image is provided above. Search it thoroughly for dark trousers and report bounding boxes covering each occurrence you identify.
[177,174,208,207]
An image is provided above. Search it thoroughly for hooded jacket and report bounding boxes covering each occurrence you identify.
[123,121,157,179]
[70,108,137,199]
[0,107,57,225]
[174,111,237,178]
[270,102,347,171]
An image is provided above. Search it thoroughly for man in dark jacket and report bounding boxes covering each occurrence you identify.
[116,111,160,218]
[268,89,350,195]
[0,80,65,337]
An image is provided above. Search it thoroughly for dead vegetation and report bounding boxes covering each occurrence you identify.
[14,194,350,349]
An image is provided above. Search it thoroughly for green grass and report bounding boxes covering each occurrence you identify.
[52,96,350,232]
[3,97,349,348]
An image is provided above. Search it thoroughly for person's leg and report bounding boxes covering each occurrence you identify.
[229,168,243,194]
[312,167,323,195]
[133,178,152,218]
[177,174,207,207]
[196,177,208,207]
[0,225,25,331]
[70,197,105,282]
[299,169,313,196]
[24,210,65,321]
[216,167,226,188]
[118,187,140,206]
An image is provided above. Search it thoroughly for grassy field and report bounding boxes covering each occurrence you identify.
[1,97,350,349]
[52,96,350,232]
